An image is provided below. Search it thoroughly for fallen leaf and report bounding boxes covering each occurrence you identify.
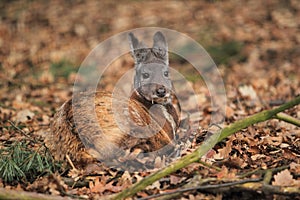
[290,162,300,174]
[90,178,105,193]
[262,136,282,146]
[272,169,294,186]
[251,154,266,161]
[145,180,161,190]
[216,166,236,179]
[225,105,234,118]
[214,136,234,160]
[238,85,258,100]
[170,175,184,185]
[15,109,35,123]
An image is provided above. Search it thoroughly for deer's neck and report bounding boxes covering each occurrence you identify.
[130,90,180,128]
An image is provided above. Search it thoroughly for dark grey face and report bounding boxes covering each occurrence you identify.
[135,62,172,104]
[129,31,172,104]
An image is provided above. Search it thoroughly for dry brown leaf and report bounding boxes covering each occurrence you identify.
[272,169,295,186]
[15,109,35,123]
[282,149,298,160]
[90,178,105,193]
[251,154,266,161]
[248,146,260,154]
[145,180,161,190]
[225,105,234,118]
[230,156,248,169]
[262,136,282,146]
[214,136,234,160]
[216,166,236,179]
[118,171,132,186]
[170,175,184,185]
[290,162,300,174]
[238,85,258,100]
[103,181,124,193]
[205,149,217,159]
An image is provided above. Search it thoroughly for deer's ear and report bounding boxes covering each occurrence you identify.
[128,32,139,51]
[153,31,167,50]
[152,31,168,63]
[128,33,148,63]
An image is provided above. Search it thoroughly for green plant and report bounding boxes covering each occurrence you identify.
[0,141,61,184]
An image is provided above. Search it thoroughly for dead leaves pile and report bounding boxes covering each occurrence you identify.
[0,0,299,199]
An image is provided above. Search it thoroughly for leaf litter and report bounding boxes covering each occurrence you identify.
[0,0,299,199]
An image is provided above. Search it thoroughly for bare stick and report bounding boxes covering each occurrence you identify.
[138,178,262,200]
[65,154,77,171]
[0,188,71,200]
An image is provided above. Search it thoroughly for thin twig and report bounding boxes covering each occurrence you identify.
[66,154,77,171]
[238,165,289,179]
[138,178,262,200]
[0,188,72,200]
[8,120,31,138]
[198,160,222,171]
[238,168,261,179]
[7,120,45,145]
[63,177,89,188]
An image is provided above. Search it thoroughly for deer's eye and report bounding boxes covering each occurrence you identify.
[142,73,150,79]
[163,71,169,77]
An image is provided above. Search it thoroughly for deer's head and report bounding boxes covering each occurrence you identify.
[129,31,172,104]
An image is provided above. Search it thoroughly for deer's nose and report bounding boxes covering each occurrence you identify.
[156,86,166,97]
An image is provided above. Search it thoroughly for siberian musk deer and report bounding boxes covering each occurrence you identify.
[45,31,181,167]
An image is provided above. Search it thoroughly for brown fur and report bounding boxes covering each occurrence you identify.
[46,90,180,166]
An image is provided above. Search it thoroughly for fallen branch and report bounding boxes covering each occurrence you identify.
[138,178,262,200]
[138,168,300,200]
[274,112,300,127]
[217,96,300,142]
[236,182,300,197]
[63,177,90,188]
[112,96,300,200]
[0,188,71,200]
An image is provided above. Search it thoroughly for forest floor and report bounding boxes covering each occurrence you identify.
[0,0,299,199]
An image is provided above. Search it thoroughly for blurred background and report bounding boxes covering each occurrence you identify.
[1,0,299,123]
[0,0,299,128]
[1,0,299,132]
